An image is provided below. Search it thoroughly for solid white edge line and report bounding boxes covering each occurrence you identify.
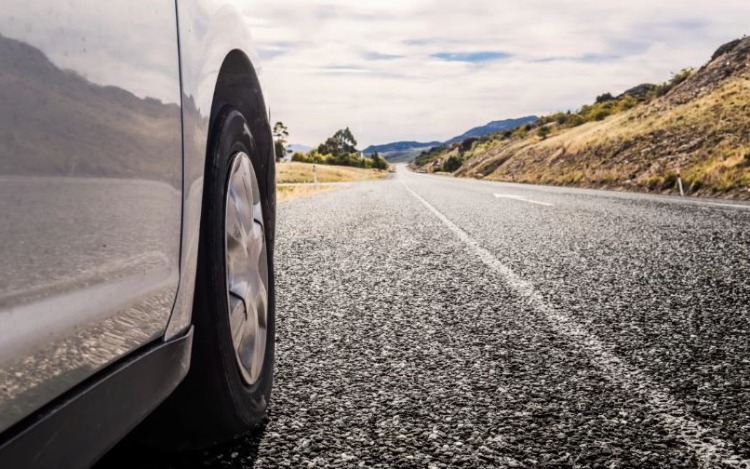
[494,193,554,207]
[402,178,749,468]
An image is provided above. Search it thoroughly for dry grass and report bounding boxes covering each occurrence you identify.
[458,77,750,198]
[275,162,389,203]
[277,162,389,184]
[276,184,338,202]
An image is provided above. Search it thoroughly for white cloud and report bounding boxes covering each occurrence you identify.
[243,0,750,147]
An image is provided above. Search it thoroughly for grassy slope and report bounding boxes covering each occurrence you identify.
[276,185,337,202]
[277,162,389,184]
[422,39,750,199]
[276,162,389,202]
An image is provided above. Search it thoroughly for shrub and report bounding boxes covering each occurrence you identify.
[291,150,380,169]
[662,172,678,189]
[442,155,463,173]
[554,113,570,125]
[596,92,615,103]
[370,154,389,170]
[645,175,663,189]
[567,114,585,127]
[593,109,611,121]
[459,138,478,153]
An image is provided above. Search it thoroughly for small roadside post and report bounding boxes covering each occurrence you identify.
[312,164,318,187]
[677,168,685,196]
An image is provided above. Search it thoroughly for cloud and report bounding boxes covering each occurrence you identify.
[319,65,372,74]
[242,0,750,147]
[534,53,621,63]
[431,51,513,63]
[364,52,405,61]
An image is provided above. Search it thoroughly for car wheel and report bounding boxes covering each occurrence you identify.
[145,107,275,450]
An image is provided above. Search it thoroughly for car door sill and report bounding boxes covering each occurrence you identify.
[0,327,193,469]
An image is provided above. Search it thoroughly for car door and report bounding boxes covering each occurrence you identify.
[0,1,183,433]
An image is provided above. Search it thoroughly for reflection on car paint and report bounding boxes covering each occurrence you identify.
[0,1,182,433]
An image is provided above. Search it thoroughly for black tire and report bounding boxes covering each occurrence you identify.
[145,108,275,450]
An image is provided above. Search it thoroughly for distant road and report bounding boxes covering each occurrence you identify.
[109,165,750,468]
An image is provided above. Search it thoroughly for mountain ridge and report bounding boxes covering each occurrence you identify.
[363,116,538,161]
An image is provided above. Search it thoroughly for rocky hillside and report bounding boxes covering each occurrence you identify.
[414,37,750,199]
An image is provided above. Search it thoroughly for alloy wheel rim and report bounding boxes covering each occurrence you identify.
[224,152,268,386]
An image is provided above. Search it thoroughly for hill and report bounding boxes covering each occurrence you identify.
[443,116,538,145]
[364,116,538,162]
[413,37,750,200]
[363,140,442,154]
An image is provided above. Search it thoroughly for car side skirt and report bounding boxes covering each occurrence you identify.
[0,328,193,469]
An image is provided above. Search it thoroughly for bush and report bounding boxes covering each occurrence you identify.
[442,155,463,173]
[554,112,570,125]
[459,138,478,153]
[567,114,585,127]
[645,175,663,189]
[596,92,615,103]
[291,150,380,169]
[593,109,611,121]
[662,172,678,189]
[370,154,389,170]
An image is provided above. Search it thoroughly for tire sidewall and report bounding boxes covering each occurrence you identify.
[198,108,275,429]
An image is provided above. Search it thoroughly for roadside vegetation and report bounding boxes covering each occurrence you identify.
[412,37,750,199]
[276,184,336,202]
[277,162,389,184]
[276,161,389,202]
[290,127,390,170]
[272,125,391,201]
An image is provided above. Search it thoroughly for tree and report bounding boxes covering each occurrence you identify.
[273,122,289,161]
[595,92,615,103]
[370,152,389,170]
[316,127,358,157]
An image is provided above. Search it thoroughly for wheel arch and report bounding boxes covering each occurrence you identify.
[209,49,275,191]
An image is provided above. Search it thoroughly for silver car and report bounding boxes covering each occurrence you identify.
[0,1,276,467]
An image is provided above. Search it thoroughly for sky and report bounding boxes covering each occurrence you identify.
[243,1,750,148]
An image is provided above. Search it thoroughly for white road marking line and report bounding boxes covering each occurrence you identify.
[493,193,554,207]
[691,201,750,210]
[402,179,750,468]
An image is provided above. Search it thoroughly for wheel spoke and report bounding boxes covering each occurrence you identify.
[228,294,246,350]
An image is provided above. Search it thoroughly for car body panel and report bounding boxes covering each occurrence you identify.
[0,328,193,469]
[0,1,182,433]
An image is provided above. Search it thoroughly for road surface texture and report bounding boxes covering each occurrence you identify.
[103,166,750,468]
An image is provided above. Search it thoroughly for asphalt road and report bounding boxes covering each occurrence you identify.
[108,166,750,468]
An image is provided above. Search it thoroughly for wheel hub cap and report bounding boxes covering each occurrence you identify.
[224,152,268,386]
